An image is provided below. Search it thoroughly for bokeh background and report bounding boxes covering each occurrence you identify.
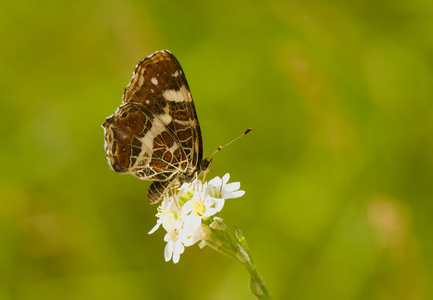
[2,0,433,299]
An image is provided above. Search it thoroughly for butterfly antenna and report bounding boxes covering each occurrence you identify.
[205,128,252,160]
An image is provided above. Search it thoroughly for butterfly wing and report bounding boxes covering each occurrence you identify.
[123,50,203,169]
[103,50,203,203]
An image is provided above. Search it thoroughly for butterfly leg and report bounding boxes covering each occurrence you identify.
[170,187,182,216]
[192,172,205,205]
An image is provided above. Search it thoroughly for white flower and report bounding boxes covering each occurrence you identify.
[162,213,184,263]
[148,193,179,234]
[176,181,195,200]
[179,215,202,247]
[149,173,245,263]
[208,173,245,199]
[182,182,225,218]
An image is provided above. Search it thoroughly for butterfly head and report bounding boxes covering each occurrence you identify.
[199,158,212,174]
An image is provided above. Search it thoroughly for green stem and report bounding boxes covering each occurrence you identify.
[243,259,271,299]
[205,227,272,299]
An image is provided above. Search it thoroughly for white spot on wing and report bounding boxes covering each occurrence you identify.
[151,77,158,85]
[138,74,144,86]
[138,117,166,155]
[172,71,179,77]
[174,119,193,126]
[159,113,172,124]
[158,105,172,125]
[162,85,191,103]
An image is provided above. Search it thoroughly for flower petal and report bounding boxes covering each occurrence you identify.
[222,173,230,184]
[172,241,185,263]
[224,182,240,192]
[202,197,225,217]
[223,189,245,199]
[148,220,162,234]
[164,240,174,262]
[208,176,222,187]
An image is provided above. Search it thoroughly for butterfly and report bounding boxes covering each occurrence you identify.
[102,50,212,204]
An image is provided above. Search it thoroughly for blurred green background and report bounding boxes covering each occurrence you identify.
[2,0,433,299]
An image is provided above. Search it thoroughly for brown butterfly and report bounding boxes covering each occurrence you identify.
[102,50,211,204]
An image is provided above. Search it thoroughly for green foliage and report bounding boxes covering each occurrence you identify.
[1,0,433,299]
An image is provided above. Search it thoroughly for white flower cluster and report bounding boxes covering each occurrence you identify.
[148,173,245,263]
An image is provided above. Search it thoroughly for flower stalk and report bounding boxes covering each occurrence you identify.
[203,227,271,299]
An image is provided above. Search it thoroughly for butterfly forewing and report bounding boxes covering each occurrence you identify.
[103,50,205,204]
